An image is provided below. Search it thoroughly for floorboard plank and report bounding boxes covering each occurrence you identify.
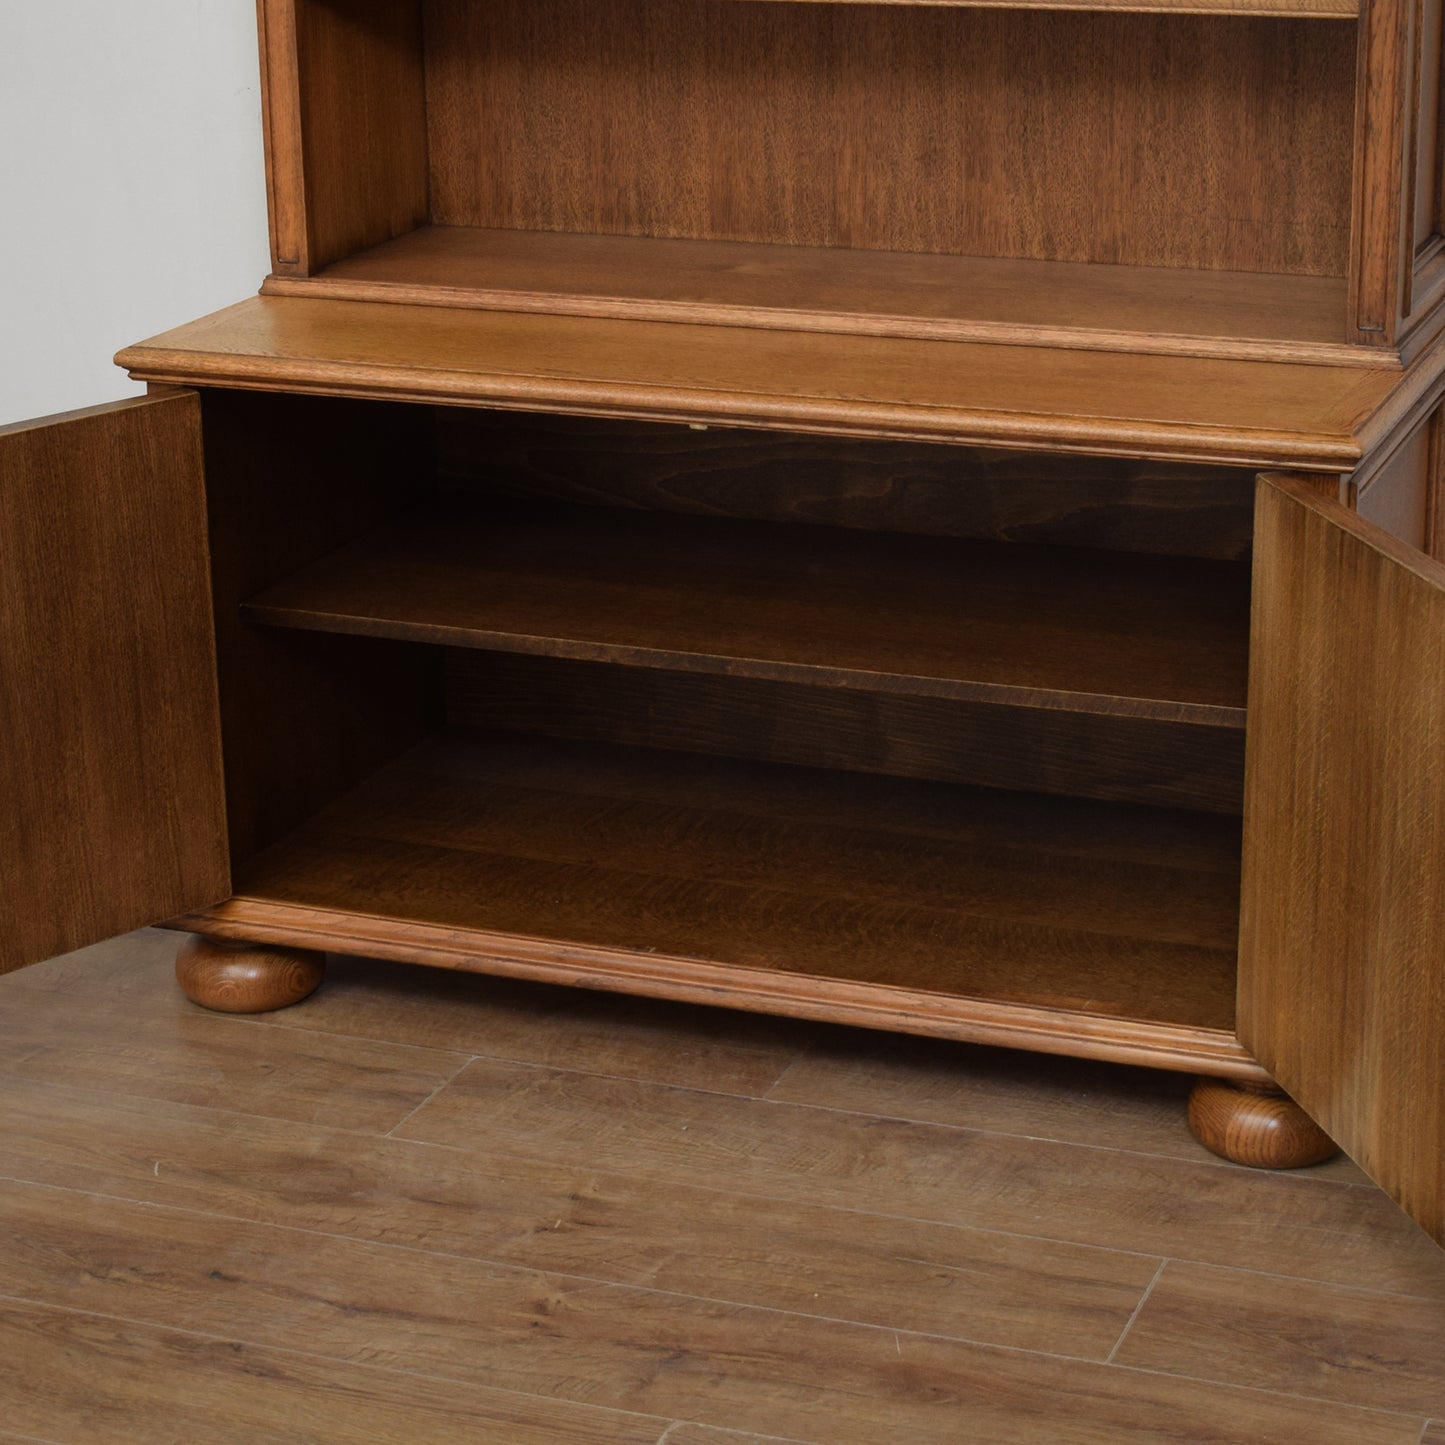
[1113,1261,1445,1414]
[0,1183,1422,1445]
[765,1033,1372,1183]
[0,1295,669,1445]
[4,931,1442,1438]
[0,971,468,1134]
[662,1431,819,1445]
[395,1058,1445,1293]
[0,1082,1158,1358]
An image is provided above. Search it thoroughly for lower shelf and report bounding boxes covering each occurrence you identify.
[183,731,1258,1076]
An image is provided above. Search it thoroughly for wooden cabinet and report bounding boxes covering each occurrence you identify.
[3,0,1444,1247]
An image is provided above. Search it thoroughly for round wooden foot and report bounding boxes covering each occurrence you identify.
[175,935,326,1014]
[1187,1077,1338,1170]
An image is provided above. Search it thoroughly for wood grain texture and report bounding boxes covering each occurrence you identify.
[0,971,468,1133]
[432,410,1259,561]
[1114,1260,1445,1414]
[271,225,1363,364]
[1349,0,1413,341]
[1240,473,1445,1245]
[256,0,307,270]
[181,895,1264,1076]
[0,1295,667,1445]
[0,1170,1158,1367]
[174,935,325,1014]
[3,928,1442,1436]
[207,729,1246,1063]
[290,0,429,270]
[1185,1078,1339,1169]
[1352,402,1435,546]
[114,297,1403,468]
[423,0,1354,275]
[721,0,1358,9]
[243,500,1251,725]
[0,1182,1420,1445]
[0,395,228,972]
[0,1006,1163,1363]
[764,1026,1368,1181]
[446,652,1248,813]
[391,1054,1443,1292]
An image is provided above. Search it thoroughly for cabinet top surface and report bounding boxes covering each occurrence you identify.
[117,296,1423,469]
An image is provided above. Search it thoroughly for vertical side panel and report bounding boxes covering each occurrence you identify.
[257,0,309,274]
[1240,471,1445,1244]
[0,394,230,972]
[1352,407,1434,547]
[1352,0,1445,346]
[1349,0,1412,343]
[294,0,430,270]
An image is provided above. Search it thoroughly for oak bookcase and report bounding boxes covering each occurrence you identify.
[3,0,1445,1246]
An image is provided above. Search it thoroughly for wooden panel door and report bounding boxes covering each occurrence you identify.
[0,393,230,972]
[1240,471,1445,1244]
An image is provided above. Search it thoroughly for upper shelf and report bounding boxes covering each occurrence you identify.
[721,0,1355,11]
[118,296,1415,470]
[241,501,1251,727]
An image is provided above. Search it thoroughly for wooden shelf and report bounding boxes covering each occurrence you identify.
[724,0,1355,12]
[117,297,1416,469]
[262,226,1357,366]
[199,731,1246,1071]
[242,502,1251,726]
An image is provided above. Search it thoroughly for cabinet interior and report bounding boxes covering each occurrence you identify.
[268,0,1361,357]
[197,389,1252,1054]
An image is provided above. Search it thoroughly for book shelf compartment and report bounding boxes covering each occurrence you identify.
[206,728,1246,1071]
[241,498,1252,727]
[262,0,1363,360]
[196,389,1259,1074]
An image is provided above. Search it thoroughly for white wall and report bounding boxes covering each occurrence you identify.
[0,5,270,427]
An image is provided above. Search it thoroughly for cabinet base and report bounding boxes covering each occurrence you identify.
[1187,1076,1338,1170]
[175,934,326,1014]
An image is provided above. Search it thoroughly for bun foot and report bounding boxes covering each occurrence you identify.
[175,935,326,1014]
[1187,1077,1338,1170]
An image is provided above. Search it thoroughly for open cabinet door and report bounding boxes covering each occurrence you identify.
[1241,471,1445,1244]
[0,393,230,973]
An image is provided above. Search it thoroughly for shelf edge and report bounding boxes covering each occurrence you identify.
[171,897,1264,1081]
[240,601,1249,729]
[118,345,1366,472]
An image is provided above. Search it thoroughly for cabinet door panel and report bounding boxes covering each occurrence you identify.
[1241,471,1445,1244]
[0,393,230,972]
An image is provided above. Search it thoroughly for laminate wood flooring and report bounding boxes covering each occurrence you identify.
[1,930,1441,1443]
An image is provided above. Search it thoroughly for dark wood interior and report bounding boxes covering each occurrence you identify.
[197,390,1253,1041]
[232,729,1243,1034]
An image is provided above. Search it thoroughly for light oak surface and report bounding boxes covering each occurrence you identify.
[1240,475,1445,1245]
[116,296,1416,468]
[2,930,1442,1440]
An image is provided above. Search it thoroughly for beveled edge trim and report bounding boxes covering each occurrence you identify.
[117,344,1367,472]
[172,896,1268,1082]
